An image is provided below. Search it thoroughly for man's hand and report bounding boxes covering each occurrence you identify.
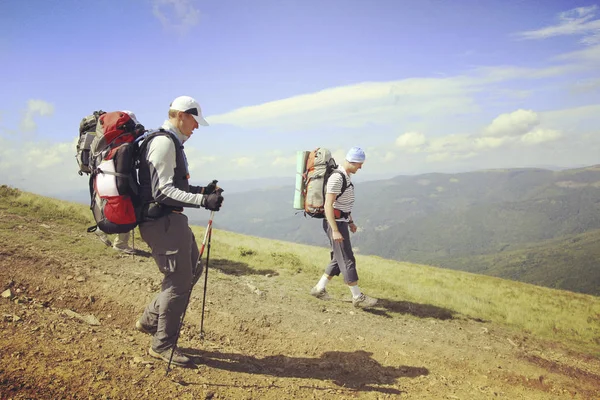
[202,180,219,195]
[349,222,357,233]
[202,192,224,211]
[332,230,343,243]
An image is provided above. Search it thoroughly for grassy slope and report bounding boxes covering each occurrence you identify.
[444,229,600,294]
[1,185,600,357]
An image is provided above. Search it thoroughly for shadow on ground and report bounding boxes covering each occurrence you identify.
[181,348,427,394]
[364,298,456,320]
[211,258,278,277]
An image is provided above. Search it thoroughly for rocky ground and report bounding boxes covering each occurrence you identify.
[1,207,599,399]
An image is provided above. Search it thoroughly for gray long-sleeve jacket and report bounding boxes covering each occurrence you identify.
[138,121,206,212]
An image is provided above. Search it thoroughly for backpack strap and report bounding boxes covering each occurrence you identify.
[95,168,129,178]
[331,170,353,199]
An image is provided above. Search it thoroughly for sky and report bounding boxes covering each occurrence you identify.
[1,0,600,199]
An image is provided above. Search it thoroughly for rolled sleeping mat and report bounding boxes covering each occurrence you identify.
[293,150,310,209]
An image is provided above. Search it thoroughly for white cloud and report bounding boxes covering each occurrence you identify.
[383,108,565,167]
[382,151,396,162]
[571,77,600,93]
[395,131,427,152]
[20,99,54,133]
[471,64,583,83]
[515,6,600,44]
[232,157,255,167]
[206,47,596,134]
[555,43,600,63]
[484,109,539,137]
[0,137,81,196]
[208,79,478,131]
[474,136,511,150]
[426,151,477,163]
[152,0,200,35]
[272,155,295,167]
[521,128,562,144]
[427,134,474,154]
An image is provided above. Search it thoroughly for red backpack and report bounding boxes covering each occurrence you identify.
[87,111,145,234]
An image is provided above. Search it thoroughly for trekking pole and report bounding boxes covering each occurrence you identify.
[166,210,216,375]
[199,218,213,340]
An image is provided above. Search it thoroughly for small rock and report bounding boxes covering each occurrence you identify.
[66,275,74,280]
[1,289,12,299]
[76,276,85,282]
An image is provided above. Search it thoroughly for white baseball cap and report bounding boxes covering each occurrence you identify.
[169,95,209,126]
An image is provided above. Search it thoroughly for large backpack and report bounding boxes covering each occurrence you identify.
[302,148,349,218]
[87,111,145,234]
[76,110,106,175]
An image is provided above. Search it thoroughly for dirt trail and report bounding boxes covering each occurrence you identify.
[0,209,599,399]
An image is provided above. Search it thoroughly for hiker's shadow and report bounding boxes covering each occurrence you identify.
[132,249,152,258]
[211,258,279,277]
[365,298,456,320]
[183,348,427,394]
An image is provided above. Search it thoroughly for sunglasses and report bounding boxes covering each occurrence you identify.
[184,108,199,116]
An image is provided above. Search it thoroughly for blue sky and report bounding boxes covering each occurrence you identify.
[1,0,600,198]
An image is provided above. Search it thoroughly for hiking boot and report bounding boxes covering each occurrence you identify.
[113,246,137,255]
[135,320,156,335]
[353,293,378,309]
[310,286,331,300]
[95,231,112,247]
[149,347,191,367]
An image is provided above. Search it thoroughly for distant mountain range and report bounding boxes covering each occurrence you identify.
[189,165,600,295]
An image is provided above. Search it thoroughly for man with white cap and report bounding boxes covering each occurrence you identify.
[134,96,223,366]
[310,146,378,309]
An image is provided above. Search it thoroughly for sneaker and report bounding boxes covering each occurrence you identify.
[310,286,331,300]
[149,347,191,367]
[95,231,112,247]
[135,320,156,335]
[113,246,137,255]
[352,293,378,309]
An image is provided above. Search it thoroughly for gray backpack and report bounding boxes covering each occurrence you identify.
[76,110,105,175]
[303,148,345,218]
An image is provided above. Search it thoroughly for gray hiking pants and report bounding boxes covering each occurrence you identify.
[138,213,201,352]
[323,220,359,283]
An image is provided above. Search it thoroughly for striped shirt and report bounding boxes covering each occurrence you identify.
[326,166,355,220]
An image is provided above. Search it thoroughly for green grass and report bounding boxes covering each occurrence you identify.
[3,185,600,356]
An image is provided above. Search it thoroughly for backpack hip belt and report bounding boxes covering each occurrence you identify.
[142,202,183,221]
[334,209,350,219]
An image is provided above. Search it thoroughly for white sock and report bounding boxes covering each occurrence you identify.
[349,285,362,298]
[316,274,330,290]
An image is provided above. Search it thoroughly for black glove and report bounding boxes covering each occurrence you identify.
[201,192,224,211]
[203,180,218,195]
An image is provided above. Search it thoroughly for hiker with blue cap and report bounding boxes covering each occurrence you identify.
[310,146,378,308]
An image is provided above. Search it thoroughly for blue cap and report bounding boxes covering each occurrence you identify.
[346,146,366,163]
